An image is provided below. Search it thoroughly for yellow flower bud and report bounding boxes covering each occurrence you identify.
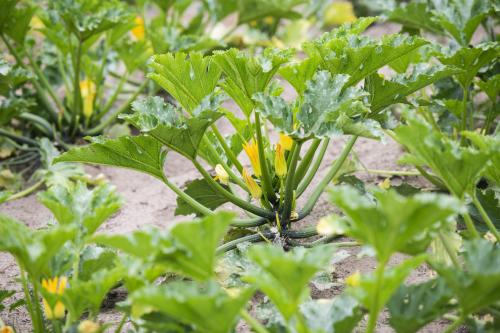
[42,276,67,320]
[274,143,287,178]
[79,79,96,119]
[243,168,262,200]
[345,271,361,287]
[278,133,293,151]
[0,325,14,333]
[214,164,229,185]
[378,178,391,190]
[131,16,145,41]
[78,320,100,333]
[243,140,261,177]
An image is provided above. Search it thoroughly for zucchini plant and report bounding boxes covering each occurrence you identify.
[55,17,465,247]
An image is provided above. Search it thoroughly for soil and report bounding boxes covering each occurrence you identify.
[0,23,467,333]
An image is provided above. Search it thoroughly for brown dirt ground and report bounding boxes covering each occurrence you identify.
[0,23,470,333]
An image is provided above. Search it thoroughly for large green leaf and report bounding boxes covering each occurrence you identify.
[329,186,460,261]
[301,294,363,333]
[430,0,493,45]
[348,255,428,318]
[304,33,428,86]
[254,71,382,140]
[385,1,442,34]
[244,244,334,320]
[0,0,35,44]
[175,178,229,217]
[279,56,321,95]
[129,281,254,333]
[149,52,222,113]
[37,182,121,235]
[439,43,499,88]
[124,96,223,160]
[462,131,500,186]
[366,64,462,113]
[237,0,307,24]
[0,214,76,277]
[436,239,500,315]
[213,48,293,116]
[55,134,167,180]
[0,58,32,96]
[93,212,234,281]
[394,114,492,198]
[387,278,453,333]
[477,74,500,104]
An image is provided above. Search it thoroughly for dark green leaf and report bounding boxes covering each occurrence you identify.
[175,178,229,217]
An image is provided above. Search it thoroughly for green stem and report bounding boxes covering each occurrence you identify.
[240,310,270,333]
[6,180,44,202]
[297,139,329,197]
[71,39,83,136]
[51,320,62,333]
[300,136,357,217]
[462,211,480,239]
[366,259,387,333]
[211,125,244,172]
[114,314,128,333]
[72,246,81,281]
[96,72,128,121]
[362,168,421,177]
[19,267,39,333]
[415,166,447,190]
[217,232,274,254]
[443,315,464,333]
[460,86,468,143]
[19,113,55,138]
[161,175,214,216]
[84,80,148,135]
[193,159,274,219]
[281,142,301,225]
[31,277,45,333]
[438,232,460,268]
[254,112,276,203]
[294,139,320,188]
[471,192,500,242]
[0,129,39,146]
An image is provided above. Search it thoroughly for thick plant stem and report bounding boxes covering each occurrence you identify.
[193,159,274,219]
[471,193,500,242]
[31,277,45,333]
[462,211,480,239]
[362,168,420,177]
[281,143,301,225]
[460,87,468,143]
[6,180,44,202]
[294,139,320,188]
[97,72,128,120]
[297,139,329,197]
[240,310,270,333]
[366,260,387,333]
[217,232,274,254]
[0,129,39,146]
[211,125,244,172]
[19,267,40,333]
[300,136,358,217]
[71,39,83,136]
[438,232,461,268]
[161,175,213,216]
[254,112,276,203]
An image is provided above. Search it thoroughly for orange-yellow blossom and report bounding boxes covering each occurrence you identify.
[131,16,145,40]
[243,168,262,200]
[243,140,261,177]
[274,143,287,178]
[42,276,67,320]
[279,133,293,151]
[79,79,96,118]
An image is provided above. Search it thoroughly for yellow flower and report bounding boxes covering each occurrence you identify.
[214,164,229,185]
[79,79,96,119]
[378,178,391,190]
[0,325,14,333]
[78,320,100,333]
[42,276,67,320]
[279,133,293,151]
[345,271,361,287]
[263,16,275,25]
[30,16,45,30]
[243,168,262,200]
[243,140,261,177]
[274,144,287,178]
[324,1,357,26]
[131,16,145,40]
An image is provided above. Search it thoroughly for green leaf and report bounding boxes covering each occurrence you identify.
[0,214,76,277]
[55,134,167,180]
[244,244,335,320]
[175,178,229,217]
[129,281,254,333]
[436,239,500,315]
[349,255,428,314]
[301,294,363,333]
[0,290,14,312]
[385,1,442,34]
[213,48,293,116]
[462,131,500,186]
[149,52,222,113]
[477,74,500,104]
[237,0,307,24]
[366,64,463,113]
[387,278,453,333]
[124,96,223,160]
[394,114,492,198]
[279,56,321,95]
[329,186,461,261]
[78,246,117,281]
[304,33,428,86]
[307,17,378,46]
[430,0,492,45]
[37,182,121,236]
[0,0,35,44]
[0,58,32,96]
[439,43,500,88]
